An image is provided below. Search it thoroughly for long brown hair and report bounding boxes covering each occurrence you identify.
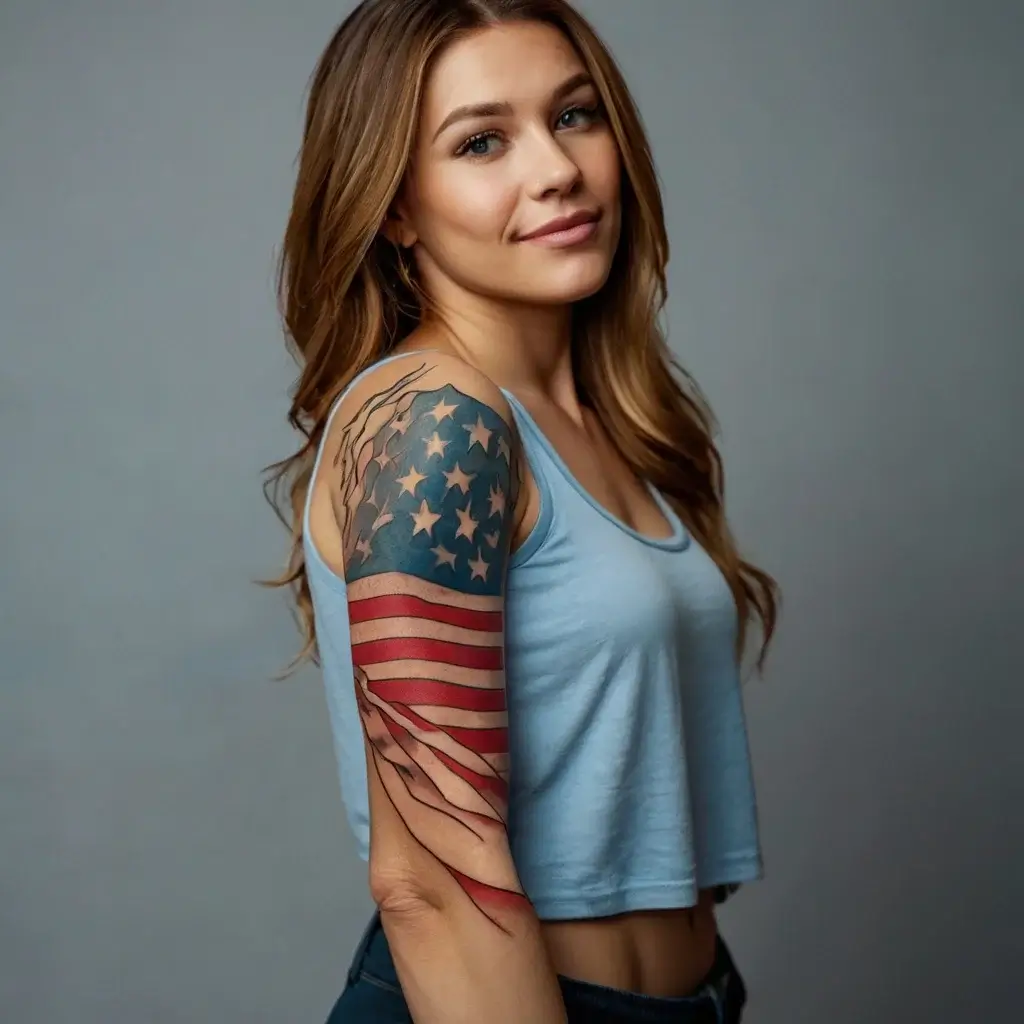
[264,0,779,672]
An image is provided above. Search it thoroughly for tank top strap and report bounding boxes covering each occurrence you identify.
[499,388,565,490]
[498,388,562,566]
[499,388,555,469]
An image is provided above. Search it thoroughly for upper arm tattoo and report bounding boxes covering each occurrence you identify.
[334,362,528,930]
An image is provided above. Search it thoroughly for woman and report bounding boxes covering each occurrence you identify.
[267,1,778,1021]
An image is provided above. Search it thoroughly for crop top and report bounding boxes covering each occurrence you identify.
[303,351,764,920]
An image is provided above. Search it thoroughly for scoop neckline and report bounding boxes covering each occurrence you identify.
[500,390,690,552]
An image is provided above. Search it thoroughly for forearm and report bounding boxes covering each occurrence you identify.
[380,888,566,1024]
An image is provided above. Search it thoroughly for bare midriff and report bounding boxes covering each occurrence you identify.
[539,890,719,998]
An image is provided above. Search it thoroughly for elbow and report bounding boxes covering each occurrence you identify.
[368,857,445,918]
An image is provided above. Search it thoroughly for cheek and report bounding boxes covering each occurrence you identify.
[408,134,621,302]
[421,169,517,250]
[576,132,621,205]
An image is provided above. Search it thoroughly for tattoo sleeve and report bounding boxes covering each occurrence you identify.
[335,362,528,931]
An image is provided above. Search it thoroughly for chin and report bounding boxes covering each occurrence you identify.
[522,255,614,305]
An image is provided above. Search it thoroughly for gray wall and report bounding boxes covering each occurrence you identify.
[1,1,1021,1020]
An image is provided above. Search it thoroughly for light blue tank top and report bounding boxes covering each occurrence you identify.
[303,353,763,920]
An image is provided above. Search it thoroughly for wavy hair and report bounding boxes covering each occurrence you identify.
[264,0,779,672]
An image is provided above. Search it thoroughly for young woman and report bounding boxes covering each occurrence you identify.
[267,1,778,1021]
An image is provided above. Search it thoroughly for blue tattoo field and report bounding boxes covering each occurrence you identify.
[345,384,514,597]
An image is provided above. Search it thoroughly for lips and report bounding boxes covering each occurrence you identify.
[517,209,600,241]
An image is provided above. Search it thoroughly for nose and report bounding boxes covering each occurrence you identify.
[523,129,583,200]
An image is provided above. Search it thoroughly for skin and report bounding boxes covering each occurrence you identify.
[310,21,719,1012]
[398,23,621,307]
[388,19,620,398]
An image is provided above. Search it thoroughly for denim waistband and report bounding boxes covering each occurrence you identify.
[346,911,746,1023]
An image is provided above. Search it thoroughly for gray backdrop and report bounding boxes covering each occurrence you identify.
[2,1,1021,1021]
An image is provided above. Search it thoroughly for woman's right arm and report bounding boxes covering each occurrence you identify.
[330,353,566,1024]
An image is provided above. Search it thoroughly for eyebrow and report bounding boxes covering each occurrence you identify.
[431,71,595,141]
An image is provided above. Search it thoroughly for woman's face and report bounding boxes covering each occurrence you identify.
[396,20,622,308]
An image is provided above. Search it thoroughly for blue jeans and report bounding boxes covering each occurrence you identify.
[326,912,747,1023]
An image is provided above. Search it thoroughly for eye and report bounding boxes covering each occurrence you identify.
[556,103,600,130]
[455,130,503,158]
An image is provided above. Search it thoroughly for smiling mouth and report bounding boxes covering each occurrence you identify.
[517,210,602,248]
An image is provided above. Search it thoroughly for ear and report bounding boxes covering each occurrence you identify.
[381,199,417,249]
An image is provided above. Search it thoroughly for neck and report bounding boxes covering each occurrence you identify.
[416,275,580,410]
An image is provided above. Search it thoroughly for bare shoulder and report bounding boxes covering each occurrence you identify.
[335,350,515,435]
[317,351,521,584]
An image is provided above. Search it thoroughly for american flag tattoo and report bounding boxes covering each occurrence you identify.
[334,362,529,929]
